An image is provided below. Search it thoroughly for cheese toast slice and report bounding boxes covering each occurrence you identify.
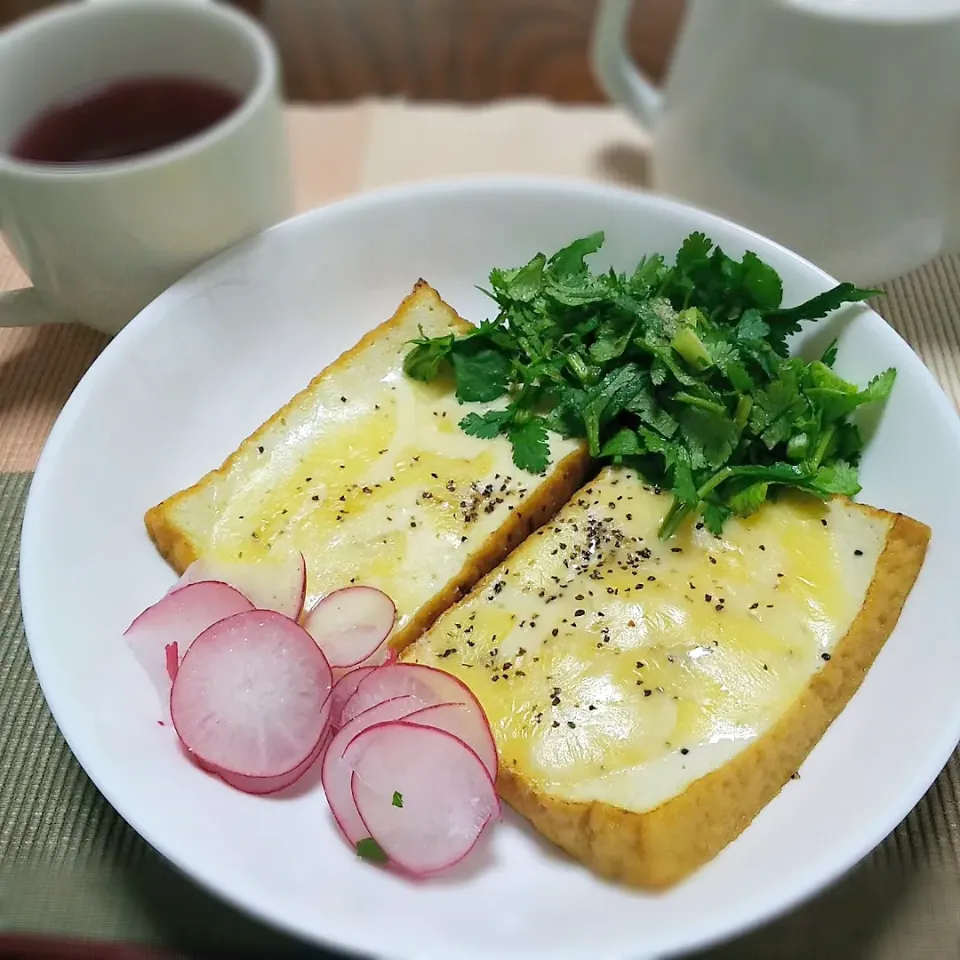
[402,466,930,888]
[144,281,589,649]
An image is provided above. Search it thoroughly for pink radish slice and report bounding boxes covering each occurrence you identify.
[321,695,423,845]
[171,552,307,620]
[340,663,485,728]
[171,610,332,778]
[208,696,333,795]
[328,666,377,728]
[303,586,396,669]
[404,702,498,780]
[345,721,500,876]
[124,581,254,717]
[336,641,396,678]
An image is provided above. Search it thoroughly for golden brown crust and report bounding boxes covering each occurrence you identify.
[496,510,931,889]
[143,281,471,574]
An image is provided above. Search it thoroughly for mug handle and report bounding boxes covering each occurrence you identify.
[0,289,76,327]
[590,0,663,129]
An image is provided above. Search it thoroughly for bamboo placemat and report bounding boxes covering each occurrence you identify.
[2,100,960,960]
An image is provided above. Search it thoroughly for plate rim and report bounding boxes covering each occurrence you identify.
[18,173,960,960]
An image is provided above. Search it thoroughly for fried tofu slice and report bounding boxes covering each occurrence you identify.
[403,466,930,887]
[144,281,590,649]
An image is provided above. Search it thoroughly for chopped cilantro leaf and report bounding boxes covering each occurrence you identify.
[356,837,388,862]
[508,417,550,475]
[392,791,403,808]
[450,339,511,403]
[402,233,894,537]
[460,409,513,439]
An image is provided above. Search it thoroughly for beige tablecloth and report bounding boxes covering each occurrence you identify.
[2,100,960,960]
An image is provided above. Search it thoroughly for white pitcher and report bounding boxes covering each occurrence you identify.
[591,0,960,284]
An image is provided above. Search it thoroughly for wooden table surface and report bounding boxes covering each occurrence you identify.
[0,0,685,102]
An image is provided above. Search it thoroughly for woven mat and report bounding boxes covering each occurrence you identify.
[3,101,960,960]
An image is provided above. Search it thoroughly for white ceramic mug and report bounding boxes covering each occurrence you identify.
[0,0,291,334]
[591,0,960,285]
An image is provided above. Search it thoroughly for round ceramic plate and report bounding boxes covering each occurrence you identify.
[20,178,960,960]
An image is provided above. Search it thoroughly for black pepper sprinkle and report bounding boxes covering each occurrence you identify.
[551,721,559,728]
[821,653,832,661]
[680,748,689,755]
[854,549,863,556]
[709,556,717,565]
[821,518,828,526]
[750,602,759,610]
[759,544,766,551]
[644,689,652,697]
[257,446,264,453]
[567,721,576,729]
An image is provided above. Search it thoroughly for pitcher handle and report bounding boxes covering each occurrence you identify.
[590,0,663,129]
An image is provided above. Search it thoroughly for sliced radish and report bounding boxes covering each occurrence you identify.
[170,610,332,781]
[124,581,254,718]
[321,695,424,846]
[340,663,485,728]
[172,552,307,620]
[303,586,396,669]
[404,702,498,781]
[345,721,500,876]
[328,666,377,728]
[207,696,333,795]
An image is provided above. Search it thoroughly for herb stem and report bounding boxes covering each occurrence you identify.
[809,425,835,471]
[673,392,729,417]
[565,352,592,385]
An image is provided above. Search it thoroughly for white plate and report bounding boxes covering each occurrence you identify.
[20,177,960,960]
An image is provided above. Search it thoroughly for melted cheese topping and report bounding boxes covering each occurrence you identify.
[168,292,582,632]
[407,468,891,812]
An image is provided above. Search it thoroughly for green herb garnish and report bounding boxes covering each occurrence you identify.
[403,232,890,538]
[392,791,403,808]
[356,837,388,862]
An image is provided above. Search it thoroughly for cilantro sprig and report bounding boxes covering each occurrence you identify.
[403,232,891,539]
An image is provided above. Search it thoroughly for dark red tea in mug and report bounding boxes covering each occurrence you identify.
[9,75,242,164]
